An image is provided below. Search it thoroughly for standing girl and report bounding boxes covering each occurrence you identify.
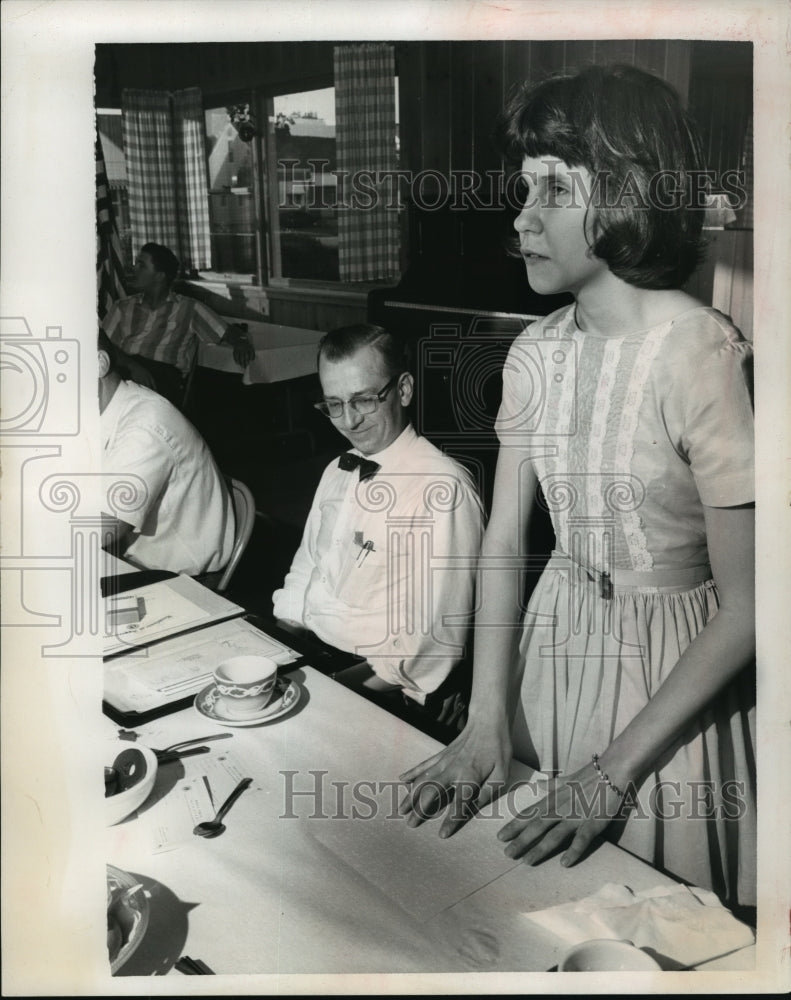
[401,64,755,909]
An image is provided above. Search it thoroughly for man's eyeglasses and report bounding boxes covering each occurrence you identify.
[314,373,401,419]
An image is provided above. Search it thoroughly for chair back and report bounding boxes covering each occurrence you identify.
[179,346,199,412]
[216,476,256,593]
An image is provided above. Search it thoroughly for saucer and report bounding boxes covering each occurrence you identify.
[194,677,301,727]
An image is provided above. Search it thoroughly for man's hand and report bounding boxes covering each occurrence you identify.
[398,717,512,838]
[224,325,255,368]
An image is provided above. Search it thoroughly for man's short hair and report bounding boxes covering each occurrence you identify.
[317,324,410,378]
[140,242,180,284]
[98,329,117,373]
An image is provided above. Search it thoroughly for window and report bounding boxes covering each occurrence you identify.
[268,87,339,282]
[98,76,399,288]
[204,104,258,279]
[264,78,400,285]
[203,90,341,284]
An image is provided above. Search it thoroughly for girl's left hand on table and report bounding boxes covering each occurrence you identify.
[497,760,627,868]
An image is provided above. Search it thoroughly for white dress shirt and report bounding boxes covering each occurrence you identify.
[101,380,234,575]
[272,425,484,703]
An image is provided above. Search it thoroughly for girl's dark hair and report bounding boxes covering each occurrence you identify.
[318,324,410,377]
[494,64,707,289]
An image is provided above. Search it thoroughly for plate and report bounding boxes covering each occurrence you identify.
[194,676,301,727]
[107,864,150,974]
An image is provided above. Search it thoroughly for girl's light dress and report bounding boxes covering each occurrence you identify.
[496,304,755,907]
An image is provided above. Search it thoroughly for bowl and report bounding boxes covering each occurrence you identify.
[559,938,662,972]
[104,740,158,826]
[107,864,150,974]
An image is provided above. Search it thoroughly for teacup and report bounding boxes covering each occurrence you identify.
[558,938,661,972]
[213,655,278,715]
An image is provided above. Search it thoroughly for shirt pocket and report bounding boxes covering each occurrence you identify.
[315,497,343,553]
[335,532,389,609]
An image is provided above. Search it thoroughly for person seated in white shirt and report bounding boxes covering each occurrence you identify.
[272,324,484,737]
[99,330,235,576]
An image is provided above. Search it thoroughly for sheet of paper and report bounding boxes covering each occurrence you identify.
[102,574,243,656]
[145,749,263,853]
[104,618,300,713]
[304,789,526,922]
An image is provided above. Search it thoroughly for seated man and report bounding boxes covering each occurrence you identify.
[101,242,254,406]
[99,331,235,576]
[272,324,484,736]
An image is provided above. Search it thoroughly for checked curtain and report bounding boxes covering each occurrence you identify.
[334,43,400,281]
[121,87,211,273]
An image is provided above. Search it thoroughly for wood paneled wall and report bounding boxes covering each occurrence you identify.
[266,290,367,330]
[686,230,754,341]
[396,40,691,179]
[95,42,334,106]
[96,38,691,134]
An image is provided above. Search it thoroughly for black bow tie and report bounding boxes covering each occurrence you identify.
[338,451,380,481]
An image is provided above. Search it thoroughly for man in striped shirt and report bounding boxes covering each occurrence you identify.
[102,242,254,406]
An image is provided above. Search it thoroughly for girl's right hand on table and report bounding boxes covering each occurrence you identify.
[398,719,512,838]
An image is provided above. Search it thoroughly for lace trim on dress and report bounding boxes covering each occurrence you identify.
[580,336,622,574]
[615,321,675,570]
[587,337,623,521]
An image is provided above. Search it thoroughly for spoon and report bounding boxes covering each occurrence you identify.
[193,777,253,838]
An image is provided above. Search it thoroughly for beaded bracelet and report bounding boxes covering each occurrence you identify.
[591,752,624,799]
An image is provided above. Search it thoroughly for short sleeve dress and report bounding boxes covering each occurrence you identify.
[495,303,755,908]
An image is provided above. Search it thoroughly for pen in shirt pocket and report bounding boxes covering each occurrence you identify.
[353,530,375,565]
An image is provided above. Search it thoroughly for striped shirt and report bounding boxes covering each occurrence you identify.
[102,291,228,375]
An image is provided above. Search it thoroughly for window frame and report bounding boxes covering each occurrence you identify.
[203,75,341,289]
[202,73,401,292]
[261,75,339,287]
[203,88,263,285]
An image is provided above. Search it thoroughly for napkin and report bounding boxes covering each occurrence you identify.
[522,882,754,968]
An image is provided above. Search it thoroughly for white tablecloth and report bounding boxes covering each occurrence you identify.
[103,665,755,977]
[198,319,324,384]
